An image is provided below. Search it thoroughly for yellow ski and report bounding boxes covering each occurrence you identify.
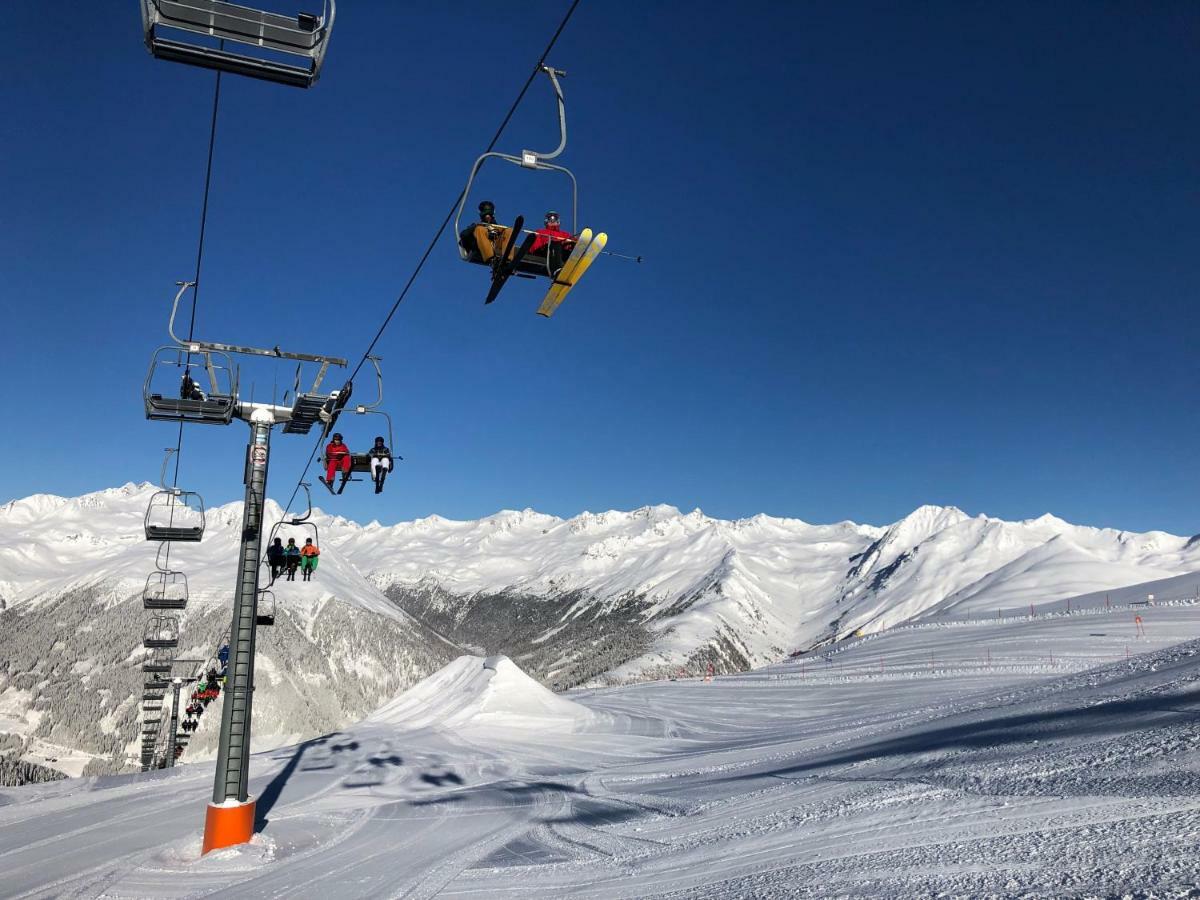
[537,231,607,317]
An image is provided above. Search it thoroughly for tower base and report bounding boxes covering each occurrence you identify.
[202,798,256,854]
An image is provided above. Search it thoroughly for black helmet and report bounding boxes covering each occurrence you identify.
[332,432,343,441]
[544,210,560,222]
[375,436,385,444]
[479,200,495,215]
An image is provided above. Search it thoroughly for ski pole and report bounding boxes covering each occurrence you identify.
[600,250,643,263]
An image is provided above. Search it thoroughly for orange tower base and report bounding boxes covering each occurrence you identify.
[202,798,257,854]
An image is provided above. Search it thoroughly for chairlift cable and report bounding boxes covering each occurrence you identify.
[344,0,583,385]
[268,0,584,530]
[165,64,224,569]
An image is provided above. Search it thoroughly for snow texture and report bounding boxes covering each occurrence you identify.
[4,602,1200,897]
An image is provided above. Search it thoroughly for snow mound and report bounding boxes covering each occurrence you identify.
[370,655,593,732]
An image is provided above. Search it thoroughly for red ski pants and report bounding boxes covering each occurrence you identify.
[326,454,351,482]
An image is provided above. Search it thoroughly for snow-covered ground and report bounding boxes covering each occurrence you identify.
[4,598,1200,897]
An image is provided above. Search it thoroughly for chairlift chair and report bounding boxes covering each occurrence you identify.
[256,590,275,626]
[143,571,189,609]
[145,489,206,542]
[143,616,180,649]
[141,0,336,89]
[318,358,400,489]
[144,678,171,690]
[144,345,237,425]
[142,658,173,674]
[455,66,580,281]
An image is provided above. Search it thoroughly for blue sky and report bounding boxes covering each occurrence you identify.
[2,2,1197,534]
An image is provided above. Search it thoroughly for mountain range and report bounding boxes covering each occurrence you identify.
[2,483,1197,777]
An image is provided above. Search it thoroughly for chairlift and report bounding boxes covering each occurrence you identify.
[142,657,173,674]
[144,678,171,690]
[455,66,580,281]
[143,615,180,649]
[144,295,238,423]
[141,0,336,89]
[257,590,275,626]
[143,571,189,609]
[318,358,400,492]
[145,449,206,541]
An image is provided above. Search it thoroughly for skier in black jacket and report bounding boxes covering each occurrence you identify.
[368,437,393,494]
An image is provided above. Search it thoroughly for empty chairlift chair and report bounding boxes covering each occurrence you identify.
[143,616,180,649]
[143,571,189,610]
[256,590,275,626]
[141,0,336,88]
[142,655,174,675]
[145,490,205,542]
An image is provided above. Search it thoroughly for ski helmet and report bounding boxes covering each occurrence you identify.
[544,210,560,222]
[479,200,496,215]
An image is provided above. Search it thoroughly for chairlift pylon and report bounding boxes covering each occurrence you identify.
[141,0,336,89]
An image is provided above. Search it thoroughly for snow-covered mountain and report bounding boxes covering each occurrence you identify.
[2,483,1198,777]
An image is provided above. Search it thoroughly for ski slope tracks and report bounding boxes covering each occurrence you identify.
[3,597,1200,897]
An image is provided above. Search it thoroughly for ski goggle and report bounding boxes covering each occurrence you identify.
[545,213,560,222]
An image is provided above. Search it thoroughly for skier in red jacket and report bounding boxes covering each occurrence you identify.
[322,433,352,493]
[529,211,575,274]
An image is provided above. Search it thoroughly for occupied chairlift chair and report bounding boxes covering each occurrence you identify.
[455,66,578,281]
[319,357,400,485]
[144,286,239,425]
[146,279,349,432]
[141,0,336,89]
[268,483,320,561]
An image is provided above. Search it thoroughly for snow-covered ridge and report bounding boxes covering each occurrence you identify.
[4,483,1198,670]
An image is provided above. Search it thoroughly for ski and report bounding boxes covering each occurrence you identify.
[537,231,607,317]
[486,233,537,305]
[317,476,336,495]
[484,216,524,304]
[531,228,591,315]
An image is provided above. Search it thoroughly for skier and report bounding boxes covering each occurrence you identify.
[529,210,575,274]
[284,538,301,581]
[300,538,320,582]
[267,537,285,582]
[322,433,352,493]
[180,370,205,401]
[367,436,392,494]
[460,200,515,266]
[319,434,350,496]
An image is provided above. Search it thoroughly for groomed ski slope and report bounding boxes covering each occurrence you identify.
[4,598,1200,898]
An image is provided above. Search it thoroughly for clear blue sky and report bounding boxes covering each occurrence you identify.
[2,2,1197,534]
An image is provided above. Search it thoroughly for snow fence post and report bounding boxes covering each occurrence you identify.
[204,409,273,854]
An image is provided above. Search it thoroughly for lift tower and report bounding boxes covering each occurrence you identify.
[143,283,349,853]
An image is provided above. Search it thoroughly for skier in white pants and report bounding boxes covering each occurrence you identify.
[368,436,393,494]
